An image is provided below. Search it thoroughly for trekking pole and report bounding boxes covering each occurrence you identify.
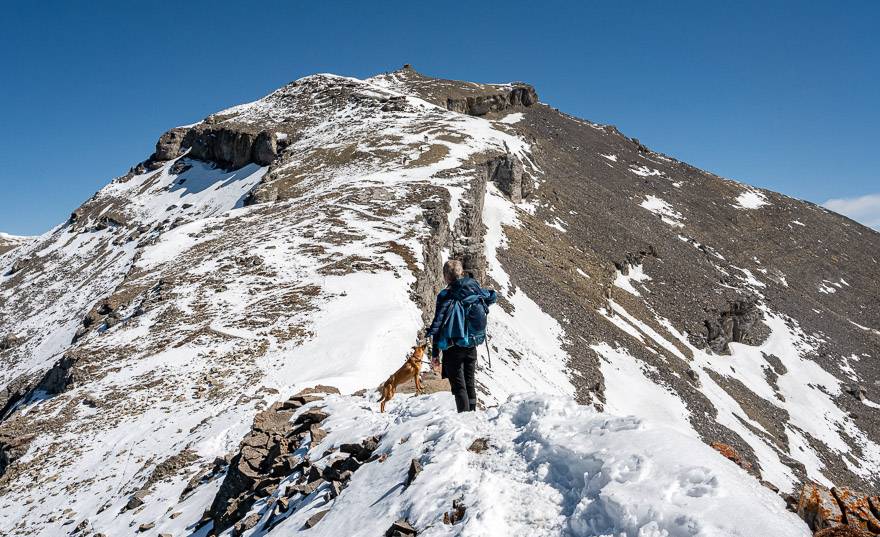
[484,308,492,370]
[484,337,492,370]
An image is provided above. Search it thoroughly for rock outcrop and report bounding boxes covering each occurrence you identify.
[446,84,537,116]
[152,128,188,161]
[703,297,768,353]
[797,483,880,535]
[147,123,285,171]
[182,125,280,169]
[203,384,391,534]
[207,388,326,533]
[486,153,531,202]
[0,433,34,479]
[0,355,77,424]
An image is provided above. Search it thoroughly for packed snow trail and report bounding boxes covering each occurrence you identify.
[189,392,809,537]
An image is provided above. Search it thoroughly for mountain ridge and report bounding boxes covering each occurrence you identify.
[0,66,878,536]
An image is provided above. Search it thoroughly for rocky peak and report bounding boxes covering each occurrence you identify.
[370,64,539,116]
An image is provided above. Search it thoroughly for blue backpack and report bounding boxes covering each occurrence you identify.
[431,277,497,352]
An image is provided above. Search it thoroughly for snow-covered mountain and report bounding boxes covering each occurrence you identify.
[1,66,878,537]
[0,233,31,255]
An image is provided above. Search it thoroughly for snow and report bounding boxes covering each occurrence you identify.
[818,278,848,294]
[480,184,575,401]
[245,392,809,537]
[104,159,266,223]
[639,195,685,227]
[734,189,770,209]
[600,154,617,162]
[596,288,880,492]
[0,232,32,243]
[849,320,880,336]
[257,271,423,394]
[594,342,693,435]
[663,309,880,487]
[544,217,567,233]
[498,112,524,124]
[731,266,767,290]
[613,263,652,297]
[629,165,663,177]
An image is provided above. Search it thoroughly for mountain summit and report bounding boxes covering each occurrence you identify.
[1,66,878,536]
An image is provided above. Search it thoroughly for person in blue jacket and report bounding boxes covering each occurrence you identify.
[426,259,497,412]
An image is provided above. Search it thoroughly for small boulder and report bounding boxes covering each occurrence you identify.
[233,512,260,535]
[290,478,322,497]
[385,519,418,536]
[304,509,329,529]
[468,438,489,454]
[328,480,343,499]
[294,409,328,426]
[846,385,868,401]
[125,490,148,511]
[405,459,422,487]
[442,499,467,525]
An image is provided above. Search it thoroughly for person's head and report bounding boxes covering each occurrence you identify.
[442,259,464,285]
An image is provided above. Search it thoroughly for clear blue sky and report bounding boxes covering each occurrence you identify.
[1,1,877,235]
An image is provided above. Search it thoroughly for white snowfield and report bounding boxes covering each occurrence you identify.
[193,393,807,537]
[0,71,821,536]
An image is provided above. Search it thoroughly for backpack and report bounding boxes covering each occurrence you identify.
[435,287,495,351]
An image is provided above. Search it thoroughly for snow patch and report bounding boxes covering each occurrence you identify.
[498,112,524,124]
[613,263,652,297]
[734,189,770,209]
[640,195,684,227]
[629,165,663,177]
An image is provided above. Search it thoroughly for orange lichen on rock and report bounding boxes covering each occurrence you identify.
[710,441,753,471]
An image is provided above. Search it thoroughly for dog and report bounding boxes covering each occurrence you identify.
[378,344,426,412]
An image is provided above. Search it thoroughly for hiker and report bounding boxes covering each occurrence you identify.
[425,259,497,412]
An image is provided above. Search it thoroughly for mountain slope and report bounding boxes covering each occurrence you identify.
[0,233,31,255]
[0,66,877,536]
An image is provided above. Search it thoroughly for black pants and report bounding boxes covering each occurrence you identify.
[443,345,477,412]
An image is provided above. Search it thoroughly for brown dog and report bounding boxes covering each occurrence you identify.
[378,345,426,412]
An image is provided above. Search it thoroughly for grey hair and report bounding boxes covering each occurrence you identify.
[442,259,464,283]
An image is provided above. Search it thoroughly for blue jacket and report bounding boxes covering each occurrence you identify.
[427,276,497,357]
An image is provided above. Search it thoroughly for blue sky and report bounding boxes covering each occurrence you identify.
[1,1,877,235]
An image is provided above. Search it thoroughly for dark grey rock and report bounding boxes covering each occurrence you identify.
[304,509,328,529]
[153,128,188,161]
[406,458,422,487]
